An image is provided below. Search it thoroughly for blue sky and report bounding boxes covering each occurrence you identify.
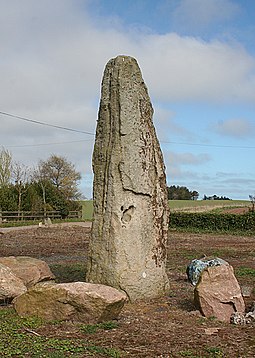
[0,0,255,199]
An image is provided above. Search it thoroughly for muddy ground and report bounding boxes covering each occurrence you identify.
[0,224,254,357]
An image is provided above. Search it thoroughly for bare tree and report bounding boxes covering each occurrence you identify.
[12,162,31,215]
[33,165,49,218]
[0,147,12,187]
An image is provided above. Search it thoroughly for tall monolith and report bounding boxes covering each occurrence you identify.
[87,55,169,301]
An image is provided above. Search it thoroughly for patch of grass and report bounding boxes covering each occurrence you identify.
[206,346,224,357]
[80,200,93,221]
[0,220,41,228]
[235,266,255,277]
[52,218,84,224]
[180,251,201,260]
[169,226,255,236]
[0,218,85,228]
[49,263,86,283]
[100,321,119,330]
[0,307,121,357]
[208,316,217,321]
[209,248,236,257]
[197,317,207,325]
[80,321,119,334]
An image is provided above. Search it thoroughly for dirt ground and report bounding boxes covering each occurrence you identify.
[0,224,254,357]
[221,207,251,215]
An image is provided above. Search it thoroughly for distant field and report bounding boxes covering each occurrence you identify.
[168,199,249,212]
[80,199,250,220]
[80,200,93,220]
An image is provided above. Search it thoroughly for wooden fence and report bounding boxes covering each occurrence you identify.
[0,210,82,223]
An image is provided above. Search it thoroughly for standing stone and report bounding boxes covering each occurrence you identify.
[87,55,170,301]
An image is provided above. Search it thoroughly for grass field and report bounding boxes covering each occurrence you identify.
[168,199,249,212]
[80,199,250,220]
[80,200,94,220]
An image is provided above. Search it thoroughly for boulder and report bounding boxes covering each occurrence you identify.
[194,263,245,322]
[13,281,127,323]
[0,263,27,302]
[0,256,55,288]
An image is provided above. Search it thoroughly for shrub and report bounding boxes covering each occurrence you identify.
[169,212,255,232]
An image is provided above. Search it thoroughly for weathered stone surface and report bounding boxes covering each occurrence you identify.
[0,256,55,288]
[87,55,169,301]
[13,281,127,323]
[0,263,27,302]
[194,264,245,322]
[187,257,228,286]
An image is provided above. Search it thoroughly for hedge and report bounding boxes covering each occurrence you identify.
[169,212,255,232]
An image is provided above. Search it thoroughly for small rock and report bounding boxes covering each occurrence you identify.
[230,312,246,325]
[189,310,202,316]
[204,327,220,335]
[44,217,52,226]
[231,302,255,325]
[245,301,255,323]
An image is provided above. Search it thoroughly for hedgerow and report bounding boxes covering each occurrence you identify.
[169,212,255,232]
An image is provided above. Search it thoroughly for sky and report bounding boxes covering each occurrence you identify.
[0,0,255,200]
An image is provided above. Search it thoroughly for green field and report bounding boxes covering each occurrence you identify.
[80,199,250,221]
[80,200,94,220]
[168,199,249,211]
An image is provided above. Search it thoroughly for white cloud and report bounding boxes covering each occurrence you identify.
[153,107,195,142]
[171,0,240,32]
[213,118,254,138]
[139,34,255,103]
[1,0,255,112]
[167,151,211,166]
[0,0,255,198]
[165,151,211,189]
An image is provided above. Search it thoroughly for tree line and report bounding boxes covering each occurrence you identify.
[167,185,232,201]
[0,147,82,216]
[167,185,199,200]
